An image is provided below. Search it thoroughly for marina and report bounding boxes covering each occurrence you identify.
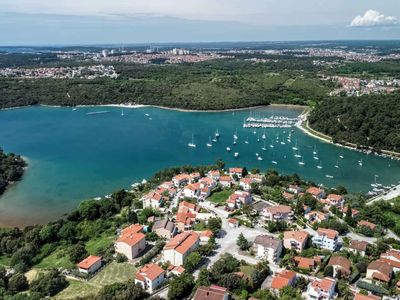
[0,105,399,226]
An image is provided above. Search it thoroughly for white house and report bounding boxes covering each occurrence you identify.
[182,183,201,199]
[135,263,166,293]
[253,235,282,262]
[306,277,336,300]
[115,224,146,260]
[77,255,102,274]
[162,231,200,266]
[312,228,339,251]
[229,168,243,179]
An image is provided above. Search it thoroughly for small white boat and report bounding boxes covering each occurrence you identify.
[233,139,237,145]
[270,144,274,148]
[72,107,77,111]
[313,156,319,160]
[215,129,220,138]
[233,130,238,140]
[292,140,298,151]
[317,161,323,169]
[262,141,267,151]
[188,134,196,148]
[121,109,124,116]
[226,147,231,152]
[272,160,278,164]
[145,113,150,117]
[294,150,301,158]
[257,156,263,161]
[244,137,249,144]
[212,135,218,143]
[149,117,152,120]
[334,160,339,168]
[206,137,212,147]
[298,158,305,166]
[313,146,317,155]
[262,131,266,139]
[234,152,239,158]
[339,155,344,159]
[358,159,363,167]
[253,129,256,134]
[325,174,334,179]
[256,153,259,156]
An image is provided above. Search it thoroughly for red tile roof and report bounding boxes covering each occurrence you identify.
[284,231,308,244]
[77,255,102,270]
[193,285,228,300]
[317,228,338,240]
[358,220,376,230]
[310,277,335,293]
[117,232,146,247]
[354,293,381,300]
[135,263,165,281]
[271,270,296,289]
[164,231,199,254]
[307,187,324,196]
[368,260,393,282]
[328,256,351,275]
[294,256,315,269]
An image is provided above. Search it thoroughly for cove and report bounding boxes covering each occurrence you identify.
[0,105,399,227]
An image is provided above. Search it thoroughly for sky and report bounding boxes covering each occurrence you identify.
[0,0,399,45]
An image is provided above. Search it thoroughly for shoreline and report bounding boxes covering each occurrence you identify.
[1,103,307,114]
[298,110,400,160]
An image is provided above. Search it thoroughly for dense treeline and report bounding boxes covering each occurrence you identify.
[0,59,331,110]
[308,94,400,152]
[0,148,26,195]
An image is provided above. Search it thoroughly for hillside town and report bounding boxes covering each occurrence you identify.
[58,165,400,299]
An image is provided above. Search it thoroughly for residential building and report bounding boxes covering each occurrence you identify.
[263,205,294,222]
[366,260,393,283]
[115,224,146,260]
[77,255,102,274]
[306,187,326,200]
[172,173,190,187]
[271,270,296,290]
[193,285,230,300]
[199,230,214,244]
[228,218,239,228]
[305,210,329,224]
[340,206,359,217]
[358,220,377,231]
[226,191,252,210]
[283,231,309,252]
[253,235,282,262]
[167,265,185,277]
[239,178,256,191]
[380,249,400,272]
[306,277,336,300]
[312,228,339,251]
[327,256,351,277]
[349,240,368,256]
[152,220,177,239]
[162,231,200,266]
[182,183,201,199]
[189,172,201,183]
[282,191,295,201]
[288,185,302,194]
[320,194,344,209]
[207,170,221,181]
[229,168,243,179]
[135,263,166,293]
[199,177,217,189]
[294,256,320,270]
[175,211,196,232]
[354,293,381,300]
[143,191,165,209]
[219,176,233,188]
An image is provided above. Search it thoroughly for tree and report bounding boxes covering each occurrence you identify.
[126,209,138,223]
[184,252,202,273]
[196,268,211,287]
[97,281,149,300]
[237,233,251,251]
[217,273,241,290]
[30,269,68,297]
[8,273,29,292]
[168,273,194,300]
[324,265,334,277]
[68,243,88,263]
[207,218,222,235]
[58,222,77,243]
[78,200,100,220]
[294,276,308,291]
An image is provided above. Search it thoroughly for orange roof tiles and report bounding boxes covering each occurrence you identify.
[229,168,243,173]
[368,260,393,282]
[358,220,377,230]
[317,228,338,240]
[121,224,143,236]
[328,256,351,275]
[271,270,296,289]
[135,263,164,281]
[77,255,102,270]
[310,277,335,293]
[284,231,308,243]
[354,293,381,300]
[117,232,146,247]
[294,256,315,269]
[307,187,324,196]
[164,231,199,255]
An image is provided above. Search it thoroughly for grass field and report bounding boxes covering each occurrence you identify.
[85,232,115,255]
[34,248,75,270]
[240,264,256,276]
[208,188,233,205]
[54,261,137,299]
[91,261,136,286]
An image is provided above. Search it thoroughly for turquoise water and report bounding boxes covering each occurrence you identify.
[0,106,399,227]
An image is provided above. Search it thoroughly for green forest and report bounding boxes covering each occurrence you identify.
[0,148,26,195]
[0,59,331,110]
[308,94,400,152]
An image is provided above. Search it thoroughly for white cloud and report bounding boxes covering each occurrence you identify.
[350,9,397,27]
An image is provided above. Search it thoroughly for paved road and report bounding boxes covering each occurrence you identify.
[367,184,400,205]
